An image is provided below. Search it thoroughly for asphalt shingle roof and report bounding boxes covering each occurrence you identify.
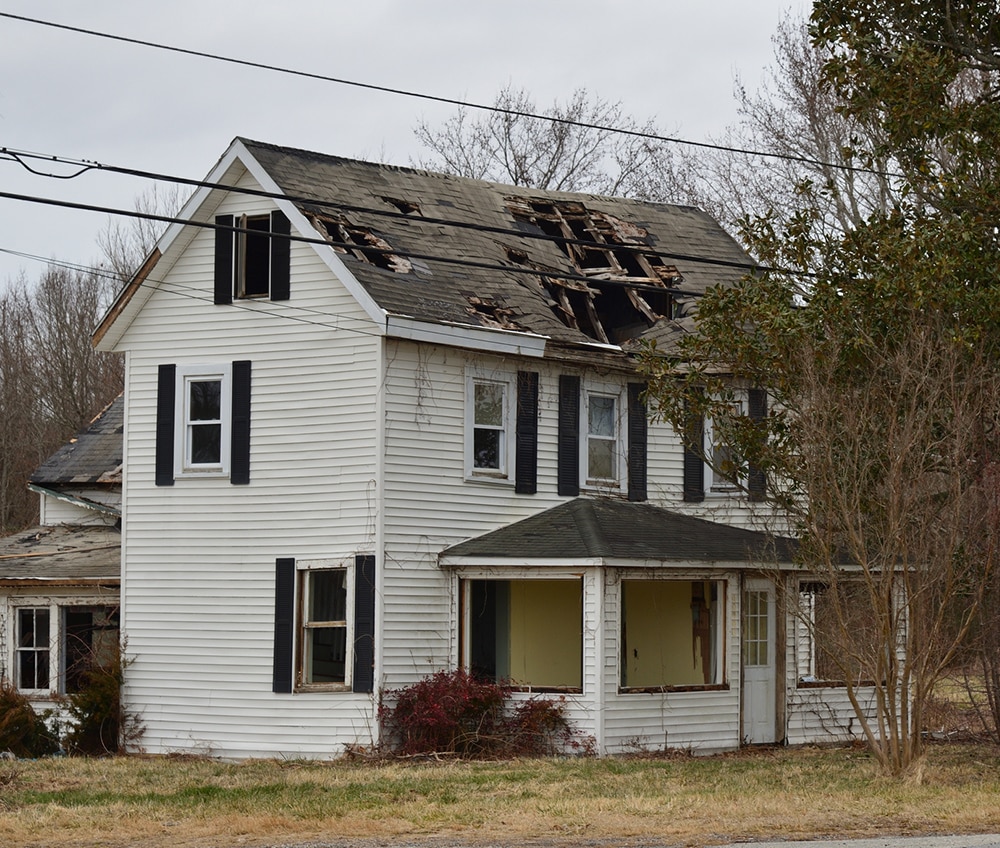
[31,395,124,487]
[0,524,120,583]
[241,139,752,356]
[441,497,796,564]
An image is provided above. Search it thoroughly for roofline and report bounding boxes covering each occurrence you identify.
[438,556,789,569]
[386,315,548,357]
[28,484,121,518]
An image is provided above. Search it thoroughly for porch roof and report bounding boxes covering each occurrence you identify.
[0,524,120,584]
[440,497,796,565]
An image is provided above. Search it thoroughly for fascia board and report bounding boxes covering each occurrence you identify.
[387,315,547,357]
[438,556,604,569]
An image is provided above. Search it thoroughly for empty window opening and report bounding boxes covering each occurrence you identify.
[621,580,723,690]
[464,579,582,691]
[312,214,412,273]
[796,581,883,686]
[63,606,120,694]
[237,214,272,297]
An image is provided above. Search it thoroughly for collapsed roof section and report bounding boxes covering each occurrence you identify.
[230,140,754,358]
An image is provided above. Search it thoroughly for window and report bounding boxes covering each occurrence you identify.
[157,361,251,485]
[463,578,582,691]
[706,400,743,494]
[586,392,619,484]
[620,580,723,690]
[299,567,350,687]
[14,605,119,694]
[273,556,376,694]
[16,608,50,691]
[175,364,232,476]
[214,210,290,304]
[796,581,882,686]
[465,373,515,482]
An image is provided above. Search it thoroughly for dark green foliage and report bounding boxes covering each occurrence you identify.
[0,683,58,758]
[61,648,142,756]
[379,669,588,758]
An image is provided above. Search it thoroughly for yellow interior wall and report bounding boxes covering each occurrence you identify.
[623,581,711,687]
[508,580,582,688]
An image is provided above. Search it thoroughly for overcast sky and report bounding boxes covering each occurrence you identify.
[0,1,805,286]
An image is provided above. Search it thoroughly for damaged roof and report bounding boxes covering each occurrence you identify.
[31,395,124,487]
[240,139,754,355]
[0,524,120,584]
[440,497,796,564]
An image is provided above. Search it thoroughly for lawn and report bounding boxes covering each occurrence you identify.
[2,743,1000,848]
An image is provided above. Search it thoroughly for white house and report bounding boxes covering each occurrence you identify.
[92,138,872,758]
[0,397,122,709]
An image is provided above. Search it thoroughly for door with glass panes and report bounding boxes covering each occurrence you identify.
[741,578,776,743]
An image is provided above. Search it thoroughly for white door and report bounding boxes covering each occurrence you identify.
[741,578,776,744]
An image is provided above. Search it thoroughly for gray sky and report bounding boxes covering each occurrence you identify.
[0,1,804,286]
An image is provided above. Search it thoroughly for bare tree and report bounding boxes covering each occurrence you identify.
[413,85,684,201]
[97,183,183,283]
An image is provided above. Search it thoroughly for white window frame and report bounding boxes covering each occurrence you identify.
[174,363,232,478]
[296,559,354,691]
[705,397,744,496]
[464,369,515,484]
[580,384,626,490]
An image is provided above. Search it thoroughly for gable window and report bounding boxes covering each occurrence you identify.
[14,605,119,694]
[214,210,291,304]
[465,371,515,483]
[299,567,350,687]
[156,361,251,485]
[462,578,583,692]
[620,579,724,691]
[176,365,232,476]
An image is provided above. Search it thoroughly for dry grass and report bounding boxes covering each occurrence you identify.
[1,743,1000,848]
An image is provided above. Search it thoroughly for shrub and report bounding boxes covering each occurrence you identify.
[0,683,58,758]
[61,645,143,756]
[379,668,587,758]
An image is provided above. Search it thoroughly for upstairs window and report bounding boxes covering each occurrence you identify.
[236,214,273,298]
[580,386,625,490]
[175,365,232,476]
[706,401,743,494]
[465,372,515,483]
[214,210,291,304]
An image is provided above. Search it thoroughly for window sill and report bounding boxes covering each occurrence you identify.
[294,682,351,693]
[465,472,514,486]
[509,685,582,694]
[618,683,729,694]
[797,679,878,689]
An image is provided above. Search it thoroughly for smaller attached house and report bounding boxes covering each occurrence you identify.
[92,139,877,757]
[0,398,122,709]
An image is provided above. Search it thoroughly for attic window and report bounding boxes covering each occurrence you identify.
[506,198,683,344]
[312,214,412,273]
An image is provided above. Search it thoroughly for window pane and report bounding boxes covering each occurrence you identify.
[189,380,221,421]
[306,626,347,683]
[473,428,501,469]
[309,570,347,622]
[190,423,221,464]
[621,581,720,688]
[474,382,504,426]
[742,590,768,667]
[588,437,615,480]
[588,396,615,437]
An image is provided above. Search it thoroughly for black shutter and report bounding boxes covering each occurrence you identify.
[557,375,580,497]
[269,210,291,301]
[155,364,176,486]
[515,371,538,495]
[748,388,767,501]
[682,400,705,503]
[627,382,648,502]
[272,558,295,694]
[353,554,376,694]
[214,215,234,305]
[230,360,252,485]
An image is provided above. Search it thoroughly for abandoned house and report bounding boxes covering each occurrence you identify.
[86,138,876,757]
[0,397,122,709]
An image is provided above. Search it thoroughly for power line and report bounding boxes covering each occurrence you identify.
[2,146,806,280]
[0,11,893,178]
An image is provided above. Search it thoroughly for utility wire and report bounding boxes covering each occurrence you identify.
[0,11,895,178]
[2,146,810,279]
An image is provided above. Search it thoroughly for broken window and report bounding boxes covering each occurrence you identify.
[463,578,582,691]
[506,198,683,344]
[312,214,411,273]
[796,581,883,685]
[63,606,120,693]
[620,580,723,690]
[15,605,119,693]
[299,568,349,686]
